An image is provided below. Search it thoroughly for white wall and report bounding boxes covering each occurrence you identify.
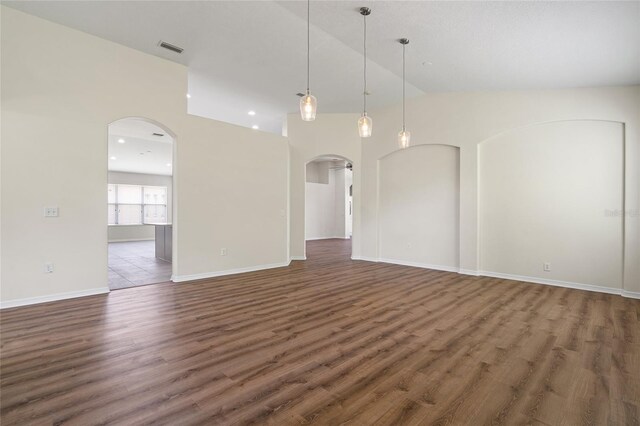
[305,181,336,240]
[333,167,347,239]
[359,86,639,295]
[345,169,353,238]
[107,171,173,242]
[1,7,289,306]
[288,113,361,259]
[480,120,623,289]
[305,164,349,240]
[379,145,460,270]
[306,161,329,184]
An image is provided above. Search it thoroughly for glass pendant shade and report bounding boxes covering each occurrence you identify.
[300,93,317,121]
[358,113,372,138]
[398,130,411,149]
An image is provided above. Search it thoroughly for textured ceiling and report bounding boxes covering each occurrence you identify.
[5,1,639,134]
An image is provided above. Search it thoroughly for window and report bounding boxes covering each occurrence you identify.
[108,184,167,225]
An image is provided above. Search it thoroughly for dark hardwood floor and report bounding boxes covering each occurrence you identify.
[1,239,638,425]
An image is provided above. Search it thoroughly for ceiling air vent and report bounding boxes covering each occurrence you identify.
[158,41,184,54]
[152,132,165,137]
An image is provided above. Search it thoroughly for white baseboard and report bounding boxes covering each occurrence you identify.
[306,236,350,241]
[351,256,459,273]
[621,290,640,299]
[108,238,155,243]
[290,256,307,261]
[377,258,459,273]
[351,255,377,262]
[349,257,637,299]
[3,264,635,311]
[172,261,291,283]
[0,287,110,310]
[479,270,627,296]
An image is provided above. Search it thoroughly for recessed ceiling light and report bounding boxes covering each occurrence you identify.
[110,156,117,160]
[248,110,256,116]
[117,138,125,144]
[252,125,259,130]
[166,163,172,167]
[186,93,191,99]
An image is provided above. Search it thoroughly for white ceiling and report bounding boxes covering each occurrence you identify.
[6,1,639,134]
[108,119,173,176]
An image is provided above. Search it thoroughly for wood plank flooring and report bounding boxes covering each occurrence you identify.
[1,239,638,425]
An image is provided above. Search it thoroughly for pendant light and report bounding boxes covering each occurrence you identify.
[357,7,372,138]
[300,0,317,121]
[398,38,410,149]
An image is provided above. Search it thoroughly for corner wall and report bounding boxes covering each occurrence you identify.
[1,7,289,306]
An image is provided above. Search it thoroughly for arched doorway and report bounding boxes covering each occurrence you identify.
[304,155,354,259]
[107,117,177,290]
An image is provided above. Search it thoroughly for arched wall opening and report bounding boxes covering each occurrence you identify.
[377,144,461,270]
[303,154,355,259]
[478,119,625,290]
[107,117,178,290]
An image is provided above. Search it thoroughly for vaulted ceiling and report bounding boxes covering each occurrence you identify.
[5,1,639,134]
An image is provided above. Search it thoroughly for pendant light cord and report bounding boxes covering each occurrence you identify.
[402,41,406,131]
[306,0,310,94]
[363,12,367,114]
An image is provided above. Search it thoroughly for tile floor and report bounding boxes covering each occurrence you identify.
[108,241,172,290]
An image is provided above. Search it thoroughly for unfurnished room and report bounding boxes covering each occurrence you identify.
[1,1,639,425]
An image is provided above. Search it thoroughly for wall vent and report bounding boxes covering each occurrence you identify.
[158,41,184,54]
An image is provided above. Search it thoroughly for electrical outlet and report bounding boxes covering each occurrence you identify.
[44,262,54,273]
[543,262,551,272]
[220,248,227,256]
[44,207,59,217]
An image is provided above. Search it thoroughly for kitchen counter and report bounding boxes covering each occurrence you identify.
[151,224,172,262]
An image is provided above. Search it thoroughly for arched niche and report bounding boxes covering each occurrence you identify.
[378,144,461,271]
[478,119,624,289]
